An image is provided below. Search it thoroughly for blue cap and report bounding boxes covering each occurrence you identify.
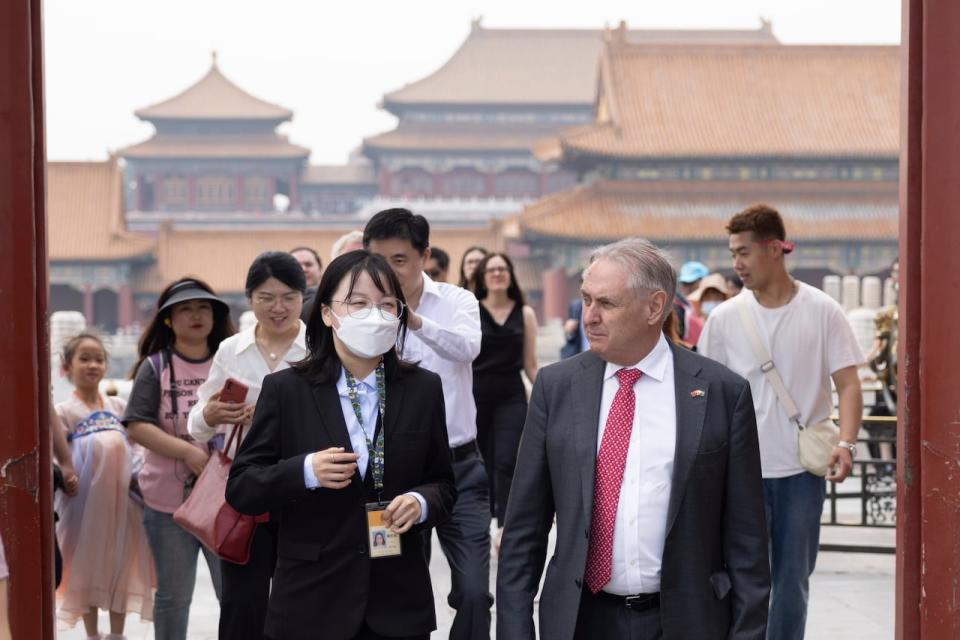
[678,261,709,284]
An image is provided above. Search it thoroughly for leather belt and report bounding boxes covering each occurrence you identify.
[450,440,480,462]
[594,591,660,612]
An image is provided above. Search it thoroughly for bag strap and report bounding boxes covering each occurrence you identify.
[223,423,245,463]
[734,295,805,429]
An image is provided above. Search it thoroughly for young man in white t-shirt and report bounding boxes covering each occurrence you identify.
[698,204,864,640]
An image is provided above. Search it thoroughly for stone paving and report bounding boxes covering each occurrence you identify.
[59,523,894,639]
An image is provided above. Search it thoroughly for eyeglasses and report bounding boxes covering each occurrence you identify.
[333,297,405,321]
[252,292,302,308]
[485,266,509,275]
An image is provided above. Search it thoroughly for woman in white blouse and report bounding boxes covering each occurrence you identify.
[188,250,307,640]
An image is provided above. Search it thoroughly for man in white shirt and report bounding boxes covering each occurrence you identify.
[498,238,769,640]
[364,208,492,640]
[698,204,864,640]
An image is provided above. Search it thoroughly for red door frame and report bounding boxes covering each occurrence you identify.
[897,1,960,638]
[0,0,55,638]
[2,0,959,637]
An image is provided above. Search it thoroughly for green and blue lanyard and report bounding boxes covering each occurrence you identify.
[344,361,387,503]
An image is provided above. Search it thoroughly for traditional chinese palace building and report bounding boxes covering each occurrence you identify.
[514,29,900,320]
[46,22,898,330]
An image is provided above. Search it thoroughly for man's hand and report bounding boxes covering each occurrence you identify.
[311,447,359,489]
[563,318,578,336]
[825,446,853,483]
[382,494,422,534]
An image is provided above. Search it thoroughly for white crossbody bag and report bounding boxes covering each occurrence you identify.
[735,295,839,476]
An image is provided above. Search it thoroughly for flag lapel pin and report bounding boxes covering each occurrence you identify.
[690,389,705,398]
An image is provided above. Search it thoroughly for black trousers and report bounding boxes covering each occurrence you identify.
[352,621,429,640]
[573,590,663,640]
[474,376,527,525]
[219,517,278,640]
[430,453,493,640]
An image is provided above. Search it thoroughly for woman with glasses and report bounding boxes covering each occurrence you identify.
[124,277,235,640]
[226,250,455,640]
[457,245,488,293]
[188,251,307,640]
[471,252,539,548]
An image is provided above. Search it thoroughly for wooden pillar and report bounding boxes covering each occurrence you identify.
[288,171,299,210]
[83,284,95,326]
[0,0,55,637]
[541,268,568,323]
[898,1,960,637]
[117,284,134,330]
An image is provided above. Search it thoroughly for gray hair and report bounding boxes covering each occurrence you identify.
[588,237,677,306]
[331,230,364,260]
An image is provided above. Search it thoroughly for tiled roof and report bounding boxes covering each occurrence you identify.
[519,179,898,242]
[118,134,309,159]
[364,122,564,153]
[135,58,293,121]
[301,164,376,185]
[47,160,155,261]
[556,42,899,159]
[382,22,778,109]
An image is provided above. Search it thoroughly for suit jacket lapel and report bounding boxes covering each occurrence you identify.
[309,382,354,454]
[666,345,708,536]
[383,371,404,446]
[574,353,607,515]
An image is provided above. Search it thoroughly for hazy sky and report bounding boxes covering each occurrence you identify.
[44,0,901,165]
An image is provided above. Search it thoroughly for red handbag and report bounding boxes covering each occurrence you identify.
[173,424,269,565]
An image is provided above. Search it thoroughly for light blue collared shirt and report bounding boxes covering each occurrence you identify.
[303,368,427,523]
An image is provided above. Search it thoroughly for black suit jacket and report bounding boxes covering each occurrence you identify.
[226,364,457,640]
[496,345,770,640]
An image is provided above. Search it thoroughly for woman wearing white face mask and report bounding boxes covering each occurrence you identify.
[689,272,734,320]
[226,250,456,640]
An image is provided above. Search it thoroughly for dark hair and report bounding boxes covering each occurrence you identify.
[362,208,430,254]
[457,246,489,289]
[428,247,450,271]
[473,252,526,306]
[290,246,323,269]
[294,250,410,384]
[63,333,107,368]
[246,251,307,297]
[129,278,236,378]
[726,204,786,242]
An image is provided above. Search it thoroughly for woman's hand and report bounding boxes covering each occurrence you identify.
[382,494,422,534]
[202,390,249,427]
[310,447,359,489]
[182,445,210,476]
[60,463,80,496]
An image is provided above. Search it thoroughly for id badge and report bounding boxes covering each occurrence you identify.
[366,502,402,559]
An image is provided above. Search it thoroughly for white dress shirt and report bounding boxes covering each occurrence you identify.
[188,320,308,454]
[399,273,482,448]
[598,333,676,595]
[302,368,426,522]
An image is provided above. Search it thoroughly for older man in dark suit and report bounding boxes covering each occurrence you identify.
[497,238,769,640]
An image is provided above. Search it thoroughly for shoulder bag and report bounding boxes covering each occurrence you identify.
[173,423,269,564]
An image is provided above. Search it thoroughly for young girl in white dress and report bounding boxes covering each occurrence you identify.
[52,334,154,639]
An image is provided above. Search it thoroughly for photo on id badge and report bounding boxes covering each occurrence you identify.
[367,503,401,558]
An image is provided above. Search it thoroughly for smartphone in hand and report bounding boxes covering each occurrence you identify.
[220,378,249,405]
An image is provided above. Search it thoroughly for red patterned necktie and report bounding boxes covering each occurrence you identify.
[584,367,643,594]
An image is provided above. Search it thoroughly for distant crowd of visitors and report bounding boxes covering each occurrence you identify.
[1,203,872,640]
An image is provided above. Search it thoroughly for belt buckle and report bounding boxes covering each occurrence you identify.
[624,594,652,610]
